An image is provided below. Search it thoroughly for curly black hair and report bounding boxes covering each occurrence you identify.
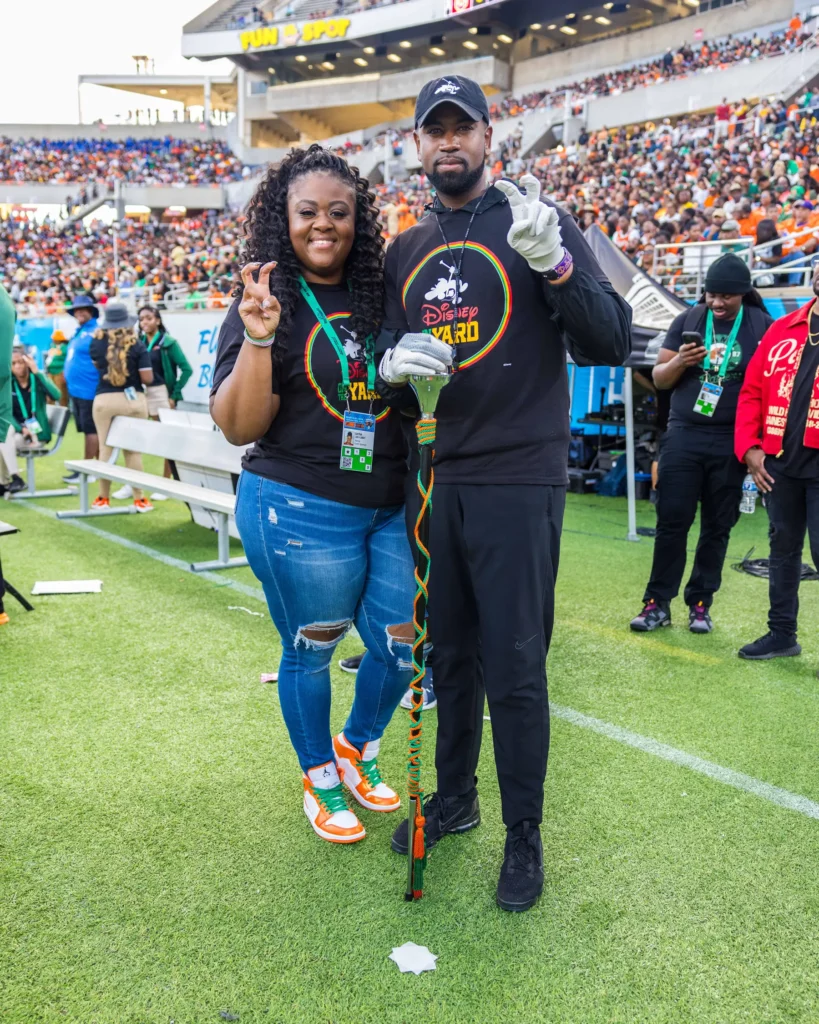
[239,144,384,366]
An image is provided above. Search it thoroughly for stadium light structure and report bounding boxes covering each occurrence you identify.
[463,39,479,48]
[530,22,542,29]
[497,33,513,43]
[430,46,446,55]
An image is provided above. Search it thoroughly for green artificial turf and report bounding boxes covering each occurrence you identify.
[1,426,818,1024]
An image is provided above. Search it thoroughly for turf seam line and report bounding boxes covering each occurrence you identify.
[23,501,266,603]
[482,706,819,820]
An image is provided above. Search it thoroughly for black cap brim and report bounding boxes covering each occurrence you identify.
[415,98,486,129]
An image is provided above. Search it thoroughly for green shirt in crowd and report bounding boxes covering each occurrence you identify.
[0,284,16,442]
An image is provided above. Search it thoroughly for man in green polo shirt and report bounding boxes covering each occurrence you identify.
[0,284,18,493]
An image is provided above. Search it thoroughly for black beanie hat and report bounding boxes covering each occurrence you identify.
[704,253,752,295]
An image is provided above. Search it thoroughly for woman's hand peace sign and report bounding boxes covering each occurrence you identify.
[238,261,281,340]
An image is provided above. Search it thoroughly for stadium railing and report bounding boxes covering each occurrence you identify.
[653,233,817,300]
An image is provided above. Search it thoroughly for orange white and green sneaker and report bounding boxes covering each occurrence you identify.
[333,733,401,812]
[302,762,365,844]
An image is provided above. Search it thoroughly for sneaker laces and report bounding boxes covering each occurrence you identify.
[357,757,384,789]
[313,782,348,816]
[506,823,540,875]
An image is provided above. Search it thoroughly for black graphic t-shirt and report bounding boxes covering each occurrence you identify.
[211,285,406,508]
[88,335,151,395]
[663,304,773,436]
[779,337,819,477]
[377,184,632,486]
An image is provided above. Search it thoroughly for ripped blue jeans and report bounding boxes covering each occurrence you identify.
[235,472,415,772]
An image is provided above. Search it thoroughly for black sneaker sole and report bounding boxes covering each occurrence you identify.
[738,644,802,660]
[496,887,542,913]
[390,811,481,855]
[689,623,713,634]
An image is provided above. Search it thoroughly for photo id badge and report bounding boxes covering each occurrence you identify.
[24,416,41,435]
[124,386,137,402]
[694,381,723,418]
[340,411,375,473]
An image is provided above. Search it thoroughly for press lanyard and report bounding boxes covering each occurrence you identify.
[433,191,487,367]
[13,377,35,419]
[702,307,744,382]
[146,331,161,352]
[298,276,375,398]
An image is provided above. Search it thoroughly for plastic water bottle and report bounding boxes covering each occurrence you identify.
[740,473,758,514]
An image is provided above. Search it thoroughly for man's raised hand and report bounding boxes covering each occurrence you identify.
[238,261,281,340]
[494,174,565,273]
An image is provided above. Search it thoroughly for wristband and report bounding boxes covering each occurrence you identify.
[243,328,276,349]
[543,248,573,282]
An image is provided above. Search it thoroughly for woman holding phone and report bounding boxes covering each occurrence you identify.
[630,254,773,634]
[210,145,451,845]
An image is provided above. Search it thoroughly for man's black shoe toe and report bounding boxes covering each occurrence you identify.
[496,821,543,913]
[391,792,480,855]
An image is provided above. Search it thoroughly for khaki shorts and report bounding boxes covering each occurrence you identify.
[145,384,171,417]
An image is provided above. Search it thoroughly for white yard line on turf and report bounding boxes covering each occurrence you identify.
[485,706,819,821]
[24,501,266,603]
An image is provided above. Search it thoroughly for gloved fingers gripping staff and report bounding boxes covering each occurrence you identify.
[494,175,565,274]
[379,333,454,385]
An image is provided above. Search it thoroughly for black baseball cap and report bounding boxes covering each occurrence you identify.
[414,75,490,129]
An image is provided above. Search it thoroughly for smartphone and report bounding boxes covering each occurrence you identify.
[681,332,704,347]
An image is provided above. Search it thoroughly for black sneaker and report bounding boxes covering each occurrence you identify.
[630,600,671,632]
[689,602,713,634]
[338,653,364,674]
[496,821,544,913]
[391,791,480,855]
[738,632,802,660]
[62,471,80,483]
[7,475,25,494]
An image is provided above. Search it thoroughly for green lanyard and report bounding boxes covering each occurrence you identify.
[13,377,35,419]
[146,331,161,352]
[702,307,744,382]
[298,276,375,399]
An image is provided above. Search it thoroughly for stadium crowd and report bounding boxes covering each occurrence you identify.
[0,137,247,187]
[1,213,242,315]
[3,23,819,310]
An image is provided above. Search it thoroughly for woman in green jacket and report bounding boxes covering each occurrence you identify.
[136,306,193,415]
[11,347,61,445]
[120,305,193,500]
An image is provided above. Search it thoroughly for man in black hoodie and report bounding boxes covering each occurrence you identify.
[378,75,632,912]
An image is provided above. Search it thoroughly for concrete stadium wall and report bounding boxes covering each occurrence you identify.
[0,123,228,141]
[512,0,795,93]
[0,182,226,210]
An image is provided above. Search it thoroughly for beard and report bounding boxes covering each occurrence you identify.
[427,160,486,197]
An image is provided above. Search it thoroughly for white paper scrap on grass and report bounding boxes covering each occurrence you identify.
[389,942,438,975]
[31,580,103,595]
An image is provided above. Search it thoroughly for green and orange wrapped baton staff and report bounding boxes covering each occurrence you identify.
[404,369,450,901]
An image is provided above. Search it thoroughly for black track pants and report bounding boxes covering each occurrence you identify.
[422,482,565,829]
[645,429,746,608]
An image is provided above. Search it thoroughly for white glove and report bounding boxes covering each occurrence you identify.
[379,333,453,385]
[494,174,564,273]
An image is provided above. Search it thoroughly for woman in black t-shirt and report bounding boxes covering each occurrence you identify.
[630,254,773,635]
[88,301,154,513]
[211,146,446,845]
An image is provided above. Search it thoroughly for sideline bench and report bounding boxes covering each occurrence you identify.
[57,417,248,572]
[12,405,75,499]
[158,408,218,431]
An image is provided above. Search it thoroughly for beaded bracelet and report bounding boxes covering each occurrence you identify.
[243,328,277,349]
